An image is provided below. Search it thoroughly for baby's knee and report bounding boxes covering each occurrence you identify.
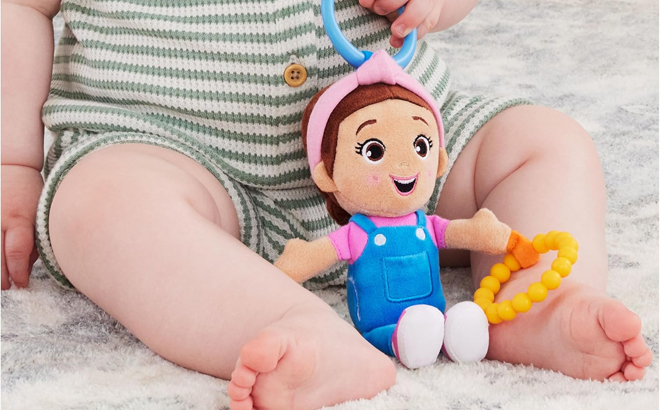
[528,106,597,158]
[49,144,222,245]
[483,105,600,165]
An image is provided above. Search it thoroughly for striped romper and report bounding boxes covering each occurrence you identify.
[36,0,530,290]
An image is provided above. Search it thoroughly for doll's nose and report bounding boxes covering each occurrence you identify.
[398,161,410,168]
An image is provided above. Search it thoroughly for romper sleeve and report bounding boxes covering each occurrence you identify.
[428,215,450,249]
[327,224,352,261]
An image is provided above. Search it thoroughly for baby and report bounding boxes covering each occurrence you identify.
[2,1,652,410]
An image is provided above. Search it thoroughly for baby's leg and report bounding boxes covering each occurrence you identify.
[49,144,395,410]
[437,106,652,380]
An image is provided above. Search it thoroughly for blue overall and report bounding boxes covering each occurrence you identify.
[346,210,446,357]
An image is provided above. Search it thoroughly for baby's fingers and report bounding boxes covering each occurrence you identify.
[390,0,444,47]
[360,0,407,16]
[415,10,441,40]
[4,222,35,288]
[390,0,432,38]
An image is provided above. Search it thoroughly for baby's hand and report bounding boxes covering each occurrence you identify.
[1,165,44,290]
[359,0,444,47]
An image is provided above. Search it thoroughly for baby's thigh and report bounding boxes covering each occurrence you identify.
[48,143,240,277]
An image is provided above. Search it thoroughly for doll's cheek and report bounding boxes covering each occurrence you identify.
[427,169,434,179]
[367,174,381,186]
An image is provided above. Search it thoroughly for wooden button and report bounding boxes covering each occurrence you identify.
[284,63,307,87]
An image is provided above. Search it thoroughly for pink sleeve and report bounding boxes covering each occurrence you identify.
[428,215,450,249]
[327,224,352,261]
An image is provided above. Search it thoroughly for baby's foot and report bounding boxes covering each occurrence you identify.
[227,304,396,410]
[488,278,653,381]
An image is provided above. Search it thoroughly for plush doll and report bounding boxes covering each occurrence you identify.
[274,51,540,369]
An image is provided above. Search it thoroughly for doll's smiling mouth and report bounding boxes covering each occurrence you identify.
[390,174,418,196]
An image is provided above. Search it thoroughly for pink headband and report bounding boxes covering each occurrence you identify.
[306,50,445,174]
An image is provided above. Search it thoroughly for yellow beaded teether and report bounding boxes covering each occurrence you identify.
[474,231,578,324]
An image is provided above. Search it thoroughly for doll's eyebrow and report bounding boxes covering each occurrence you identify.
[412,116,428,125]
[356,119,377,135]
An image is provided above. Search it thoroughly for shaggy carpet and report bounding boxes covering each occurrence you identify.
[2,0,658,409]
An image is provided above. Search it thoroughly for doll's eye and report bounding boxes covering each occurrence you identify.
[356,139,386,163]
[414,135,432,158]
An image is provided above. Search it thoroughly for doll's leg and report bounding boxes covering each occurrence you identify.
[49,144,395,410]
[363,325,397,356]
[363,305,445,369]
[442,302,489,363]
[436,105,652,381]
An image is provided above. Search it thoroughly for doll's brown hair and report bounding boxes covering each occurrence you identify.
[301,83,434,225]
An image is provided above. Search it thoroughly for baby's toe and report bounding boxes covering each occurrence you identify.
[227,381,252,401]
[607,371,627,382]
[623,334,648,358]
[230,396,254,410]
[600,301,641,343]
[239,329,287,373]
[632,349,653,368]
[231,361,258,388]
[622,361,646,381]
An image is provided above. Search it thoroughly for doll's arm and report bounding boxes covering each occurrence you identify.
[274,237,338,284]
[444,209,539,268]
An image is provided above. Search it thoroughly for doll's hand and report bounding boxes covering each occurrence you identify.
[275,237,339,284]
[359,0,445,47]
[275,239,310,283]
[445,208,511,254]
[506,231,540,268]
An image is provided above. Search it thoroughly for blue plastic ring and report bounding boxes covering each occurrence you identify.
[321,0,416,69]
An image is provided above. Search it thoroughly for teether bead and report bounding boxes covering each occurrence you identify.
[497,300,517,321]
[544,230,559,250]
[527,282,548,302]
[512,293,532,313]
[541,270,562,290]
[486,303,503,324]
[486,230,578,325]
[490,263,511,283]
[551,257,572,277]
[480,276,501,294]
[558,247,578,264]
[557,237,579,251]
[554,232,572,247]
[503,254,521,272]
[474,297,492,311]
[532,234,549,253]
[474,287,495,302]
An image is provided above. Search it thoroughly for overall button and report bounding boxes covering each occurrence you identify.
[416,228,426,240]
[284,64,307,87]
[374,234,387,246]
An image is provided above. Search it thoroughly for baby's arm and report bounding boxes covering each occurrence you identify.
[1,0,61,289]
[441,209,539,268]
[274,237,339,283]
[360,0,480,47]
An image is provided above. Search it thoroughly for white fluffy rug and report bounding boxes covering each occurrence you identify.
[2,0,658,409]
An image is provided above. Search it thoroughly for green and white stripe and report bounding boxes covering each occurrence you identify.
[37,0,529,290]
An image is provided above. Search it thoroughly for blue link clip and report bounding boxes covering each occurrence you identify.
[321,0,416,69]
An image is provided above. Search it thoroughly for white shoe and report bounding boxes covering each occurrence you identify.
[392,305,445,369]
[443,301,489,363]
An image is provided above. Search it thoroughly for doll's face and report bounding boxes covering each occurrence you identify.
[327,99,445,217]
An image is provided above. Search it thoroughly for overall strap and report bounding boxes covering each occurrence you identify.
[350,214,378,234]
[415,210,427,228]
